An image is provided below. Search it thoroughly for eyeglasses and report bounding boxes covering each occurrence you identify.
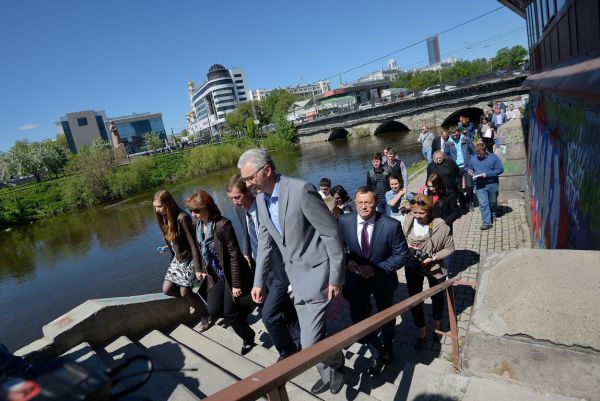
[241,164,266,183]
[409,199,428,206]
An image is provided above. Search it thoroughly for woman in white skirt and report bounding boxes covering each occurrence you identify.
[153,190,209,327]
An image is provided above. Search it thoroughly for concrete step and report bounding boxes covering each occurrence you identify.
[138,329,237,398]
[101,335,196,401]
[168,324,319,401]
[60,342,108,379]
[197,322,378,401]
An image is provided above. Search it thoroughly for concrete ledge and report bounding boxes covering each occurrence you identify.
[463,249,600,400]
[41,293,193,355]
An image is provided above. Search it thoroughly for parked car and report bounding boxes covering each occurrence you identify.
[358,102,372,110]
[373,101,383,107]
[421,85,442,95]
[444,84,457,91]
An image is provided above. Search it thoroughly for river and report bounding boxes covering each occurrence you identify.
[0,128,432,351]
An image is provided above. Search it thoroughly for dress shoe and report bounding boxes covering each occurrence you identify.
[413,336,427,351]
[240,342,255,356]
[366,355,389,376]
[330,367,345,394]
[277,349,298,362]
[310,379,329,395]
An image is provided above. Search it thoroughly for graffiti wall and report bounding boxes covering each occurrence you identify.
[528,91,600,249]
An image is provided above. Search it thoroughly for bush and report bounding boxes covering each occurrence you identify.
[350,127,371,138]
[184,139,252,177]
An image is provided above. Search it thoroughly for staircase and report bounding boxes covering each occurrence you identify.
[53,308,581,401]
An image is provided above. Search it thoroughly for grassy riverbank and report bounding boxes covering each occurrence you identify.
[0,136,289,230]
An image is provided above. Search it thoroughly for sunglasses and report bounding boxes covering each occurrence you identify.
[409,199,428,207]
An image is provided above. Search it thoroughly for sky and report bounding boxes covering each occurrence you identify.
[0,0,527,152]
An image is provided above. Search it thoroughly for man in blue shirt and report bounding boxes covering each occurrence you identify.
[467,143,504,230]
[447,127,476,212]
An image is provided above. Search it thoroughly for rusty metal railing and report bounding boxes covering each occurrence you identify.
[204,278,475,401]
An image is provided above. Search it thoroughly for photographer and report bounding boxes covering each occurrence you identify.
[402,194,455,351]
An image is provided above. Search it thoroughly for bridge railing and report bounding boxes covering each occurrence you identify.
[203,278,477,401]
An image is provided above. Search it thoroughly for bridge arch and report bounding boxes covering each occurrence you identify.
[328,128,349,141]
[374,120,410,135]
[441,107,484,128]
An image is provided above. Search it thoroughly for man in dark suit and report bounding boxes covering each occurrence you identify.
[430,129,455,160]
[238,148,346,395]
[226,175,300,360]
[339,186,409,376]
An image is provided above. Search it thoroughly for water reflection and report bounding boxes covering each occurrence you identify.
[0,129,426,351]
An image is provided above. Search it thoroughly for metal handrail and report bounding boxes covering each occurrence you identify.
[204,278,469,401]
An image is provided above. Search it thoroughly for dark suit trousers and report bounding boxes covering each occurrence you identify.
[347,276,397,359]
[262,276,300,356]
[206,280,255,345]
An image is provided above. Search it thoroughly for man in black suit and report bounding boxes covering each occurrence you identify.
[226,174,300,360]
[431,129,453,158]
[338,186,409,376]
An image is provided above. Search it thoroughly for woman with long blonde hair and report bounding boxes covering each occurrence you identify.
[153,190,208,325]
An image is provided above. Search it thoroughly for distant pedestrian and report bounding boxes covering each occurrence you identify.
[467,143,504,230]
[431,130,454,159]
[506,104,521,120]
[426,150,460,197]
[331,185,356,215]
[367,152,392,213]
[153,190,209,327]
[418,126,434,163]
[479,117,495,153]
[447,126,476,212]
[385,148,408,193]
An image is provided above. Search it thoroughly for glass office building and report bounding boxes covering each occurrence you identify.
[109,113,166,154]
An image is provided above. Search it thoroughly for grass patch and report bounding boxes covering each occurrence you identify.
[407,159,427,176]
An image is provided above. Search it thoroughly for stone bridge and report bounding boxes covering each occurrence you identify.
[295,75,529,143]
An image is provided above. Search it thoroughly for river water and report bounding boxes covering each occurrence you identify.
[0,129,431,351]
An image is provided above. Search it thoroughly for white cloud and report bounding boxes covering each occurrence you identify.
[17,124,39,131]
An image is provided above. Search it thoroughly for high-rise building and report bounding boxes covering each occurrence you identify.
[108,112,166,155]
[388,59,398,70]
[187,64,248,137]
[56,110,110,153]
[427,35,441,65]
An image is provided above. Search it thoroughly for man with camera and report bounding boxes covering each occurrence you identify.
[338,186,409,376]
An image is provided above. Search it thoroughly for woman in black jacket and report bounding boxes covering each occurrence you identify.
[185,190,256,355]
[425,173,460,234]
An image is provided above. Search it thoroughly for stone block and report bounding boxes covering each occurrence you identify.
[463,249,600,400]
[42,293,193,354]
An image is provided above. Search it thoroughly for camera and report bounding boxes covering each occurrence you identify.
[414,250,432,262]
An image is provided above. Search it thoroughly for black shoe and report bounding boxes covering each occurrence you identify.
[330,366,345,394]
[240,342,255,356]
[310,379,329,395]
[277,349,298,362]
[367,358,385,376]
[413,336,427,351]
[480,224,493,230]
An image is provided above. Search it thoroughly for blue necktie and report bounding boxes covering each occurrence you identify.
[247,212,258,259]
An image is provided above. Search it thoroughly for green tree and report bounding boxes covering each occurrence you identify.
[144,132,163,152]
[38,139,69,178]
[63,141,115,206]
[492,45,528,70]
[6,140,46,182]
[273,113,297,143]
[263,89,297,123]
[225,102,259,138]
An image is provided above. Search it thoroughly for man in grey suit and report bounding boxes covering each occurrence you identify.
[238,148,346,395]
[226,174,300,360]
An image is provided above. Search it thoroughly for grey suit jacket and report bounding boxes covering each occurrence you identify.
[254,175,345,302]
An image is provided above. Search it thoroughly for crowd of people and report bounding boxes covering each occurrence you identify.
[152,107,506,395]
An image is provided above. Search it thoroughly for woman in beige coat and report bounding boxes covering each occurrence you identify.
[402,194,455,350]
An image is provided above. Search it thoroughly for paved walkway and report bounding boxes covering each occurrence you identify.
[326,168,532,365]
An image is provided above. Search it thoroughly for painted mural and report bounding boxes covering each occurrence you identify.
[528,92,600,249]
